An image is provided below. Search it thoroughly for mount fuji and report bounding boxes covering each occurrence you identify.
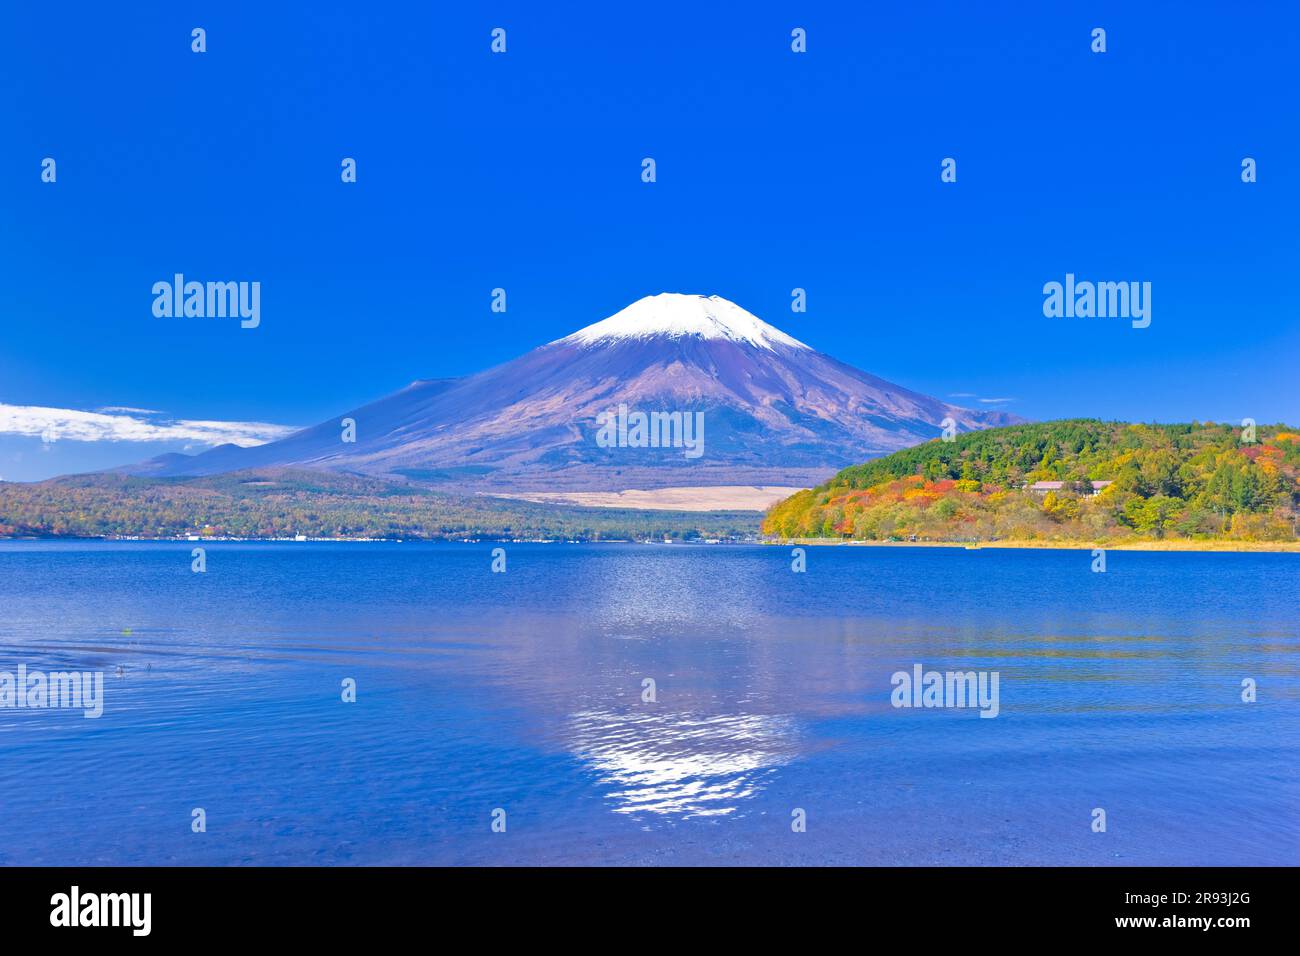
[121,294,1020,492]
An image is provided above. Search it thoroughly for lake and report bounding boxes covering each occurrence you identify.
[0,540,1296,865]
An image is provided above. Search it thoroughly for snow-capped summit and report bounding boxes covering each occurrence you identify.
[557,293,811,352]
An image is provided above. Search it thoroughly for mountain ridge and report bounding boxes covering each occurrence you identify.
[118,293,1022,491]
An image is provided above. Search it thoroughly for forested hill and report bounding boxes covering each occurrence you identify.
[763,420,1300,542]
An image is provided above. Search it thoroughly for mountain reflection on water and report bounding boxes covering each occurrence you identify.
[568,708,801,817]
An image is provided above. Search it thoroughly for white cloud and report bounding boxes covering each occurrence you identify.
[951,393,1016,406]
[0,403,298,447]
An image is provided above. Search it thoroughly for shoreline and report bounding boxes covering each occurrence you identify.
[768,538,1300,553]
[1,534,1297,553]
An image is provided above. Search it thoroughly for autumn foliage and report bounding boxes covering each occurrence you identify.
[764,420,1300,543]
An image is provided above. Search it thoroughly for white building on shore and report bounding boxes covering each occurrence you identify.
[1026,480,1112,497]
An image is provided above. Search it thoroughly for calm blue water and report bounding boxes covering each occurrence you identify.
[0,541,1296,866]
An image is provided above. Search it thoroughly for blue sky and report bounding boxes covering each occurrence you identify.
[1,1,1296,480]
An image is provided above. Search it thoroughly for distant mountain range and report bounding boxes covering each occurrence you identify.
[120,294,1020,491]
